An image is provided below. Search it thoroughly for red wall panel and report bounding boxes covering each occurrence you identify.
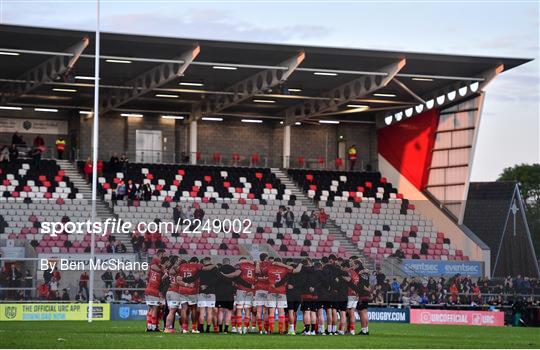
[377,109,440,190]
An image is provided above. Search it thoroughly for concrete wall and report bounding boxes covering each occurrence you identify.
[75,114,378,169]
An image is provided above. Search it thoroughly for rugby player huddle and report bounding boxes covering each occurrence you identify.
[144,249,371,336]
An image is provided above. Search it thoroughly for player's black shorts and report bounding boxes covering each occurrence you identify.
[286,300,301,312]
[356,300,368,311]
[216,300,234,310]
[332,300,348,312]
[300,300,318,312]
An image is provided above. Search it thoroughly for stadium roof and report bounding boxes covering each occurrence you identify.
[0,24,533,124]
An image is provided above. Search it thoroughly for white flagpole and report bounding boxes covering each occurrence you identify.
[88,0,100,323]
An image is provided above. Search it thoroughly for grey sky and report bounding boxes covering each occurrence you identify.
[1,0,538,180]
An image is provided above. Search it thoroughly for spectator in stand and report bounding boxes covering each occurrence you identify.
[61,289,70,301]
[79,271,89,299]
[132,291,142,303]
[119,153,129,174]
[131,232,144,257]
[52,267,61,283]
[115,241,127,253]
[141,183,152,201]
[30,146,43,169]
[126,272,135,288]
[347,144,358,171]
[300,211,310,229]
[284,207,295,228]
[317,208,328,228]
[121,290,132,303]
[83,157,93,182]
[97,159,104,176]
[449,282,459,305]
[11,131,24,146]
[101,270,113,289]
[275,207,284,228]
[0,146,9,162]
[376,269,386,286]
[49,277,59,300]
[8,144,18,163]
[104,289,114,303]
[193,204,205,220]
[75,290,86,302]
[8,264,22,300]
[114,273,126,299]
[309,210,318,229]
[55,136,66,160]
[390,278,401,303]
[38,282,50,300]
[33,135,45,149]
[116,181,126,200]
[126,180,138,200]
[109,152,120,173]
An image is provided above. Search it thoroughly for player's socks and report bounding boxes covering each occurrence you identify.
[224,325,229,333]
[264,318,270,332]
[192,322,198,331]
[146,313,153,330]
[243,316,251,329]
[182,323,188,331]
[198,324,204,333]
[268,316,275,333]
[218,324,223,333]
[285,319,289,331]
[213,325,218,333]
[304,324,310,333]
[206,325,211,333]
[236,315,243,329]
[257,319,263,332]
[278,315,285,333]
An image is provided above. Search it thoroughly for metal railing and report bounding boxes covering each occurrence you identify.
[384,290,540,306]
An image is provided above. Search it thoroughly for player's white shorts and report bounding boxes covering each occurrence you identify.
[253,290,268,307]
[166,291,182,308]
[234,290,253,307]
[178,293,198,306]
[197,293,216,308]
[145,294,163,306]
[347,295,359,309]
[266,293,287,309]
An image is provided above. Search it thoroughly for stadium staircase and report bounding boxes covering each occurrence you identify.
[56,160,133,253]
[271,168,364,261]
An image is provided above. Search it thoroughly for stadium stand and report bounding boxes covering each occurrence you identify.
[287,169,468,263]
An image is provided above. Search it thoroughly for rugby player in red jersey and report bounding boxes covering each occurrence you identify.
[144,249,166,332]
[177,257,204,333]
[253,253,271,334]
[221,257,256,334]
[163,256,181,333]
[263,257,302,334]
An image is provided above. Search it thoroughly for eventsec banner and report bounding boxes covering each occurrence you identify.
[401,259,483,277]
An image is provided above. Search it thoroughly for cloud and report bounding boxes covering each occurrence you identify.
[96,10,331,44]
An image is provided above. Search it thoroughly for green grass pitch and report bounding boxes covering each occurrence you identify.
[0,321,538,348]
